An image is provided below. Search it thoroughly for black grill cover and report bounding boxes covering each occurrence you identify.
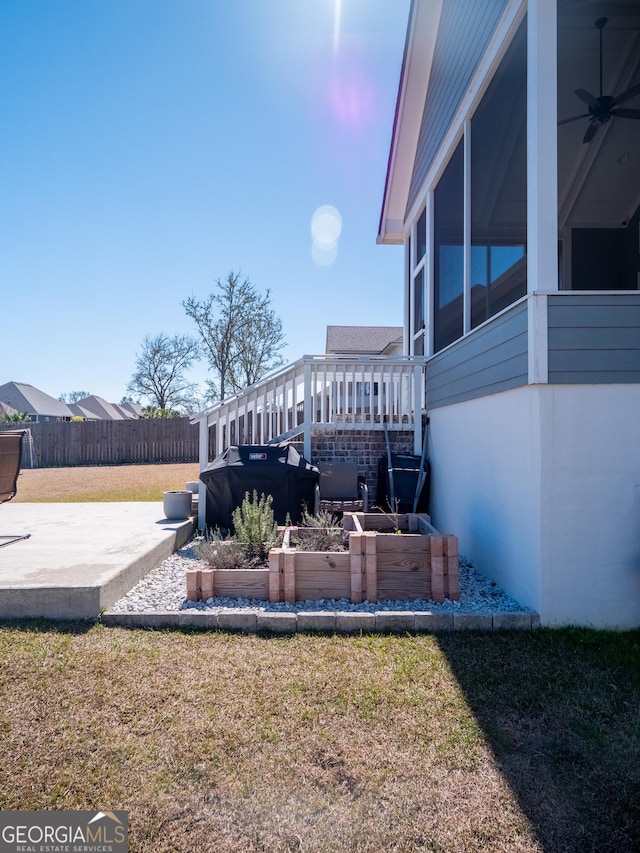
[200,444,319,531]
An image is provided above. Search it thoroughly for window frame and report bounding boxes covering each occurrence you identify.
[403,6,528,357]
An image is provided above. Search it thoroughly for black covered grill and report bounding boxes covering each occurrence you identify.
[200,444,319,531]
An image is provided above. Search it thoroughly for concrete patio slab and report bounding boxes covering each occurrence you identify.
[0,502,194,620]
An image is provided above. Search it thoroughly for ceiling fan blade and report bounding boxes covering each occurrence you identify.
[612,108,640,120]
[558,113,590,125]
[582,123,598,143]
[612,82,640,106]
[575,88,598,108]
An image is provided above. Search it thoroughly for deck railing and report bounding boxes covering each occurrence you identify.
[192,355,425,464]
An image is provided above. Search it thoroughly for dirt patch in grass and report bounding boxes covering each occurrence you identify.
[13,463,200,502]
[0,626,638,852]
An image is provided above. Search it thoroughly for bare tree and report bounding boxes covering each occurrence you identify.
[231,291,287,390]
[183,272,285,402]
[59,390,91,403]
[127,333,201,413]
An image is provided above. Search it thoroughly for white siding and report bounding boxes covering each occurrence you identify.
[428,383,640,628]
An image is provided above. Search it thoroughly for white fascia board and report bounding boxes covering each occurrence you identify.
[379,219,405,245]
[404,0,526,228]
[378,0,443,245]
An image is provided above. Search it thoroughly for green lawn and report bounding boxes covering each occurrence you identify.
[0,624,638,852]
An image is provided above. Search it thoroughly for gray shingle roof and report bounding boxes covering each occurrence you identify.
[115,402,142,418]
[75,395,130,420]
[68,403,100,420]
[0,382,73,419]
[0,400,18,417]
[325,325,403,355]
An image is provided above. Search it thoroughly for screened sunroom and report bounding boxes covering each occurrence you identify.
[385,0,639,363]
[378,0,640,628]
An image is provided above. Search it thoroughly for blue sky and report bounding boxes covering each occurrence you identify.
[1,1,410,406]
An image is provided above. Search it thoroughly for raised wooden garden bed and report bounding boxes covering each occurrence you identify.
[186,566,269,602]
[186,513,460,604]
[268,527,352,603]
[342,512,459,604]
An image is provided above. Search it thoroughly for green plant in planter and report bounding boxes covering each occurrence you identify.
[232,490,279,560]
[193,531,247,569]
[300,508,341,529]
[372,499,404,533]
[296,508,348,552]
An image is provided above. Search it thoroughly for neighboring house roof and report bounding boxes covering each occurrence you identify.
[68,403,100,420]
[326,326,403,356]
[117,402,142,418]
[0,383,142,421]
[0,401,18,417]
[74,395,135,420]
[0,382,73,420]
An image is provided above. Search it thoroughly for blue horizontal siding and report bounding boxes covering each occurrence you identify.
[548,294,640,384]
[426,300,528,408]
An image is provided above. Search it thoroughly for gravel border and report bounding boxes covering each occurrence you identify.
[105,540,539,631]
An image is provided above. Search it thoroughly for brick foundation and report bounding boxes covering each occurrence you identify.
[309,429,416,504]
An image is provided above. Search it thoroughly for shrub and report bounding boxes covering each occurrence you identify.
[232,491,279,560]
[139,406,181,419]
[296,508,348,552]
[300,507,341,529]
[193,532,247,569]
[2,412,30,423]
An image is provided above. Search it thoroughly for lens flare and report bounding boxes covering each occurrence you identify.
[312,241,339,266]
[333,0,342,54]
[311,204,342,266]
[311,205,342,246]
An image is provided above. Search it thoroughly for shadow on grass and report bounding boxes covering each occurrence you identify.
[0,617,95,635]
[435,627,640,853]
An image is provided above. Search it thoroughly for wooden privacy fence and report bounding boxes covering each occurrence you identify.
[0,419,215,468]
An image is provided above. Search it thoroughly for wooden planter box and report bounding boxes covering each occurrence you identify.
[342,512,459,604]
[267,514,459,604]
[186,514,460,604]
[268,528,352,603]
[186,567,269,602]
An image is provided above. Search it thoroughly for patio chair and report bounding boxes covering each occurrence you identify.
[0,430,31,547]
[314,461,368,515]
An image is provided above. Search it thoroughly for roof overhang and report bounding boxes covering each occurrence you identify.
[377,0,443,245]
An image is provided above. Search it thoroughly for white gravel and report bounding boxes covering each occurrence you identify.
[108,540,532,615]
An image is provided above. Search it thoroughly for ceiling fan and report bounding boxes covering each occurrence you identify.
[558,16,640,143]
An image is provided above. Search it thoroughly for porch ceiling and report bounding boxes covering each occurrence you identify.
[558,0,640,228]
[380,0,640,239]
